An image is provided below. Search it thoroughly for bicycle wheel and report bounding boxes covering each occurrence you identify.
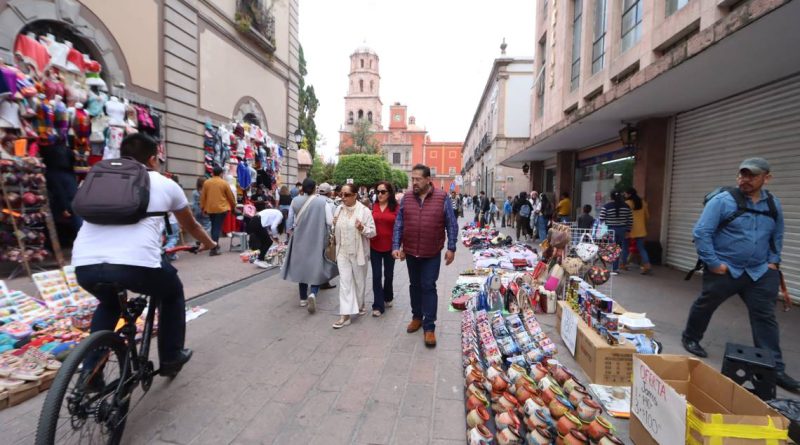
[35,331,131,445]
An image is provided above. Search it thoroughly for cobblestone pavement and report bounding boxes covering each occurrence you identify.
[1,211,798,444]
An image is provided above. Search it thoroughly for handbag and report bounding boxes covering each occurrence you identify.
[575,233,599,262]
[325,207,339,263]
[549,227,570,249]
[599,243,622,264]
[562,257,585,276]
[586,265,611,286]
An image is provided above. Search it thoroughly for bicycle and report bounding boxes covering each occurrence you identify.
[35,245,199,445]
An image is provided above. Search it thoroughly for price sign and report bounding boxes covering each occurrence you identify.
[560,306,579,356]
[632,357,686,444]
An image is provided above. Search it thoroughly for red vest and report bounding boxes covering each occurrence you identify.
[401,188,447,258]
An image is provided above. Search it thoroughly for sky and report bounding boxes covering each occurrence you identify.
[298,0,537,162]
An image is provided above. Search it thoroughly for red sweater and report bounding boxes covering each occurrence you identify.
[371,204,397,252]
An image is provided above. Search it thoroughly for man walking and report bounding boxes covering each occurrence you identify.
[200,166,236,256]
[475,191,490,226]
[682,158,798,392]
[393,164,458,348]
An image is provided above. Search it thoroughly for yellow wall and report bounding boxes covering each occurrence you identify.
[79,0,160,92]
[199,29,287,134]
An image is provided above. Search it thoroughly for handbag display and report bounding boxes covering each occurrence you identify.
[549,229,570,250]
[586,265,611,286]
[562,257,585,276]
[575,233,599,262]
[599,243,622,264]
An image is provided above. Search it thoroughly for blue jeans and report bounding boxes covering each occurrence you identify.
[164,222,180,249]
[622,236,651,266]
[370,249,395,313]
[208,212,228,242]
[683,268,784,371]
[76,260,185,363]
[406,253,442,332]
[299,283,320,300]
[608,226,627,271]
[536,215,549,242]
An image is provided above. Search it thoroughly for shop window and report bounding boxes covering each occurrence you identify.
[592,0,607,74]
[392,152,401,164]
[367,111,373,123]
[359,79,364,92]
[575,155,634,217]
[666,0,690,16]
[571,0,583,91]
[621,0,643,52]
[348,111,354,124]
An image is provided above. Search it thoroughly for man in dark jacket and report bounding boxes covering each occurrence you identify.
[393,164,458,348]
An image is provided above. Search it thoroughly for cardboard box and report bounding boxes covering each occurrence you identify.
[556,301,637,385]
[631,354,789,445]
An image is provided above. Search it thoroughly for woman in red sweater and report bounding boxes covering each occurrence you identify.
[370,181,398,316]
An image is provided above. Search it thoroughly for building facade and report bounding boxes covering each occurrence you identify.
[0,0,301,191]
[339,46,462,190]
[503,0,800,301]
[461,57,533,201]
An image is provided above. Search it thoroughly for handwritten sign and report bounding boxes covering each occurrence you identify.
[632,357,687,444]
[560,306,579,356]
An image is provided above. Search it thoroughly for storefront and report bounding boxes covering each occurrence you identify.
[665,73,800,302]
[574,146,635,217]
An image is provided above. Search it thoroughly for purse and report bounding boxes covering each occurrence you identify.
[325,207,339,263]
[549,227,570,249]
[586,265,611,286]
[599,243,622,264]
[575,233,599,262]
[562,257,585,276]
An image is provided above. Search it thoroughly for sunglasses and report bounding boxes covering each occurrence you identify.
[342,192,355,197]
[377,190,389,194]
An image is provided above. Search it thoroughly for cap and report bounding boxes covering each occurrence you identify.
[318,182,332,194]
[739,157,771,175]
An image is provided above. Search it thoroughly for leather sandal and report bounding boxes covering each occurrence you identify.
[333,316,351,329]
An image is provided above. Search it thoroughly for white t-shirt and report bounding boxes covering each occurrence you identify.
[257,208,284,237]
[72,172,189,268]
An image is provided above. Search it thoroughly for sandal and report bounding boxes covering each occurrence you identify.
[358,306,367,316]
[372,310,382,317]
[332,316,351,329]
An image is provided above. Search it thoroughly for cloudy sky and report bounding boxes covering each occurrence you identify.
[298,0,537,161]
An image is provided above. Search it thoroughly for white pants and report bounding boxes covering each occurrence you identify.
[337,253,368,315]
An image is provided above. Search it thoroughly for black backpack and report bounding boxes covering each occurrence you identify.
[684,186,778,280]
[73,158,167,226]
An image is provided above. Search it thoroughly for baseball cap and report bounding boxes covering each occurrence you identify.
[318,182,332,194]
[739,157,771,175]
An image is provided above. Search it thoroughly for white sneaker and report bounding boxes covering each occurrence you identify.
[300,300,308,307]
[254,260,271,269]
[307,293,316,314]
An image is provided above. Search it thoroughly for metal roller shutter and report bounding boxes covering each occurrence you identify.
[666,73,800,303]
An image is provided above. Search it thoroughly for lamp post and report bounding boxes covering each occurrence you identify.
[291,128,304,146]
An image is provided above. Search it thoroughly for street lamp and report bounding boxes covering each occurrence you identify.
[619,123,638,147]
[292,128,304,145]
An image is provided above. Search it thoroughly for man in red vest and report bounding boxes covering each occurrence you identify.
[393,164,459,347]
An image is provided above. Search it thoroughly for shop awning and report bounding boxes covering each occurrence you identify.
[502,1,800,167]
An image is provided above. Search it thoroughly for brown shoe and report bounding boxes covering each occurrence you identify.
[424,331,437,348]
[406,319,422,333]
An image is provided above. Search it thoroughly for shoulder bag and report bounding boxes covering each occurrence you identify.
[325,206,340,263]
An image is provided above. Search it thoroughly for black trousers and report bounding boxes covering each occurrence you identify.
[248,223,273,261]
[682,268,784,371]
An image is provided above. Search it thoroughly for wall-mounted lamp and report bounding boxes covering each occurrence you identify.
[619,123,639,147]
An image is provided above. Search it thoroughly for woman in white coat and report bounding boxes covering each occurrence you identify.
[333,184,377,328]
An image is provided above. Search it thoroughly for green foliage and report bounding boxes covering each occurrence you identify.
[298,45,319,157]
[309,153,336,184]
[333,154,391,187]
[341,119,381,154]
[390,169,408,191]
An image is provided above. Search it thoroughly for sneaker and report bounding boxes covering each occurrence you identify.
[160,348,193,377]
[307,293,316,314]
[385,301,394,308]
[681,338,708,358]
[610,271,619,276]
[300,300,308,307]
[253,260,271,269]
[372,310,382,317]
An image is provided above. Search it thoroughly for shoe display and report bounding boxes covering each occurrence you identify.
[682,338,708,358]
[776,372,800,392]
[407,319,422,333]
[424,331,437,348]
[307,293,316,314]
[160,348,193,377]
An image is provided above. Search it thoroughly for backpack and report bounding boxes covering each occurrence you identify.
[519,203,532,218]
[73,158,167,226]
[684,186,778,280]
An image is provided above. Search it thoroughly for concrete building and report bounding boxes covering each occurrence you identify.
[503,0,800,301]
[339,46,462,190]
[0,0,302,190]
[461,57,534,200]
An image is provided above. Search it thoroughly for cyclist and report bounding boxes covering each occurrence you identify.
[71,133,216,378]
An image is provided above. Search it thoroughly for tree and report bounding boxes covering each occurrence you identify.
[390,169,409,191]
[341,119,381,154]
[298,45,319,157]
[309,153,335,184]
[333,154,391,187]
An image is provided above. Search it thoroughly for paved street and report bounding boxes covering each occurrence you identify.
[1,212,798,444]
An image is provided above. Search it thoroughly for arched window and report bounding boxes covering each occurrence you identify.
[370,80,374,92]
[348,111,354,124]
[360,59,364,68]
[367,111,373,123]
[359,79,363,92]
[358,109,364,120]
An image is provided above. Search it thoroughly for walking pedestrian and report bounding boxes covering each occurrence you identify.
[371,181,398,316]
[290,181,301,198]
[476,191,490,226]
[682,158,798,392]
[513,192,532,241]
[319,183,338,290]
[332,184,376,328]
[598,191,632,273]
[502,196,512,228]
[577,204,595,229]
[200,166,236,256]
[510,195,518,229]
[622,188,652,274]
[192,177,211,232]
[247,202,284,269]
[538,192,553,241]
[488,198,498,227]
[529,191,542,240]
[393,164,458,347]
[451,190,463,219]
[281,178,337,313]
